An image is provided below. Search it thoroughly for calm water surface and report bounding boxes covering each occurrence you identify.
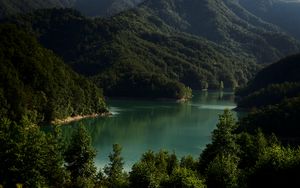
[62,91,237,170]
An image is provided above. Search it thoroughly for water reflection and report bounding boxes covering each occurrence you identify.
[61,91,237,170]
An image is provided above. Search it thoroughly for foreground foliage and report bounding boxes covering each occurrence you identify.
[64,124,97,187]
[2,109,300,188]
[0,118,66,187]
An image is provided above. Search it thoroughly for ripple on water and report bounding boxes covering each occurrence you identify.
[193,104,237,110]
[108,107,123,115]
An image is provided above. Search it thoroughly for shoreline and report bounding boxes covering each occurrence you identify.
[105,96,192,103]
[51,112,112,125]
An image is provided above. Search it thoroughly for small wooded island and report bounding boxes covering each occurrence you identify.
[1,0,300,187]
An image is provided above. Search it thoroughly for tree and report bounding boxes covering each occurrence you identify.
[64,124,97,187]
[167,153,179,175]
[198,110,238,172]
[206,154,240,188]
[0,118,66,187]
[129,150,175,188]
[247,145,300,188]
[42,126,68,187]
[104,144,128,188]
[168,167,206,188]
[211,110,238,153]
[129,151,160,188]
[237,130,270,169]
[180,155,197,171]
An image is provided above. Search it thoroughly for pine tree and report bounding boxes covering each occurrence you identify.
[0,118,66,187]
[64,124,97,187]
[198,110,239,173]
[104,144,127,188]
[206,154,240,188]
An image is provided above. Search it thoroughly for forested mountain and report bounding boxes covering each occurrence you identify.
[1,0,299,99]
[5,0,300,97]
[6,8,253,96]
[139,0,299,64]
[235,54,300,139]
[239,0,300,40]
[1,0,300,42]
[0,24,107,123]
[236,53,300,108]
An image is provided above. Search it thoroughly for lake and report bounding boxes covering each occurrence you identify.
[61,91,237,171]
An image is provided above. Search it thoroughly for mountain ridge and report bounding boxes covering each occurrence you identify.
[239,0,300,39]
[2,0,300,97]
[6,8,259,89]
[236,53,300,108]
[0,0,143,18]
[138,0,299,64]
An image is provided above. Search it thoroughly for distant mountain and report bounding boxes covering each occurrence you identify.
[0,0,73,18]
[73,0,143,17]
[3,0,300,98]
[139,0,300,64]
[239,0,300,40]
[0,0,143,18]
[0,24,107,123]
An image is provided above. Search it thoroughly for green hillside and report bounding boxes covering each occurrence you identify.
[3,0,300,98]
[236,53,300,139]
[236,54,300,108]
[139,0,299,64]
[0,24,107,123]
[7,8,256,96]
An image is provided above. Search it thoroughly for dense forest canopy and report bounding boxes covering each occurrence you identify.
[1,0,299,98]
[0,24,107,123]
[4,0,299,97]
[236,53,300,108]
[5,8,247,95]
[236,54,300,142]
[2,110,300,187]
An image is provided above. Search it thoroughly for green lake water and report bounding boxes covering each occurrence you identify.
[61,91,237,170]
